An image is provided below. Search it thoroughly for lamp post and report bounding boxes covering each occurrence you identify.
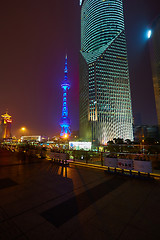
[19,127,28,141]
[20,127,26,135]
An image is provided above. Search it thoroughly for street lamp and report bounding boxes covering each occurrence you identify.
[21,127,26,132]
[20,127,27,137]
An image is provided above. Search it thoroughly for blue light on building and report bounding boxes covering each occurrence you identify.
[148,30,152,39]
[59,55,71,138]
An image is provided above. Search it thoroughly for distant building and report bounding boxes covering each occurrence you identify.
[79,0,133,144]
[134,125,159,142]
[149,15,160,130]
[0,112,12,139]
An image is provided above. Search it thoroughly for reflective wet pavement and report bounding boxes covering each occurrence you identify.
[0,150,160,239]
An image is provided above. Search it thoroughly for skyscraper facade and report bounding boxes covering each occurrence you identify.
[79,0,133,144]
[149,15,160,130]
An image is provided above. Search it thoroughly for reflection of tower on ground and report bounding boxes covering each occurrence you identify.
[48,163,68,178]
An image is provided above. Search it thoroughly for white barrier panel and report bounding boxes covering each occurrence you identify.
[69,142,92,150]
[104,158,117,168]
[48,152,54,159]
[46,151,68,160]
[117,159,133,170]
[53,152,68,160]
[133,160,152,173]
[53,153,60,159]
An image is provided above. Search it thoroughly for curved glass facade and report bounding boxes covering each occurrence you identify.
[80,0,133,144]
[81,0,124,53]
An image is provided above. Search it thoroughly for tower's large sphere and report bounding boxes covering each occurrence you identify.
[59,117,70,127]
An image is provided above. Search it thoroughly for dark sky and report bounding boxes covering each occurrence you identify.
[0,0,160,137]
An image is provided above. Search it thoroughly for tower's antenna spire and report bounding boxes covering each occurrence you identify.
[64,54,68,81]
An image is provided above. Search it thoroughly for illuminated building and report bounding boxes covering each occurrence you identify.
[21,136,41,142]
[59,55,71,137]
[79,0,133,144]
[0,112,12,139]
[148,15,160,131]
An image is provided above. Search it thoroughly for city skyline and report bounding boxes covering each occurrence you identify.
[0,0,160,137]
[79,0,133,143]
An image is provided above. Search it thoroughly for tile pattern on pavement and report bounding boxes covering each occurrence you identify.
[0,150,160,240]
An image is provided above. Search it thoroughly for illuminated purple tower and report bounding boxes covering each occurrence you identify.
[59,55,71,137]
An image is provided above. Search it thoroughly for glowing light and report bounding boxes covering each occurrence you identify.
[6,120,12,123]
[63,134,68,139]
[147,30,152,39]
[80,0,82,5]
[1,113,12,119]
[21,127,26,131]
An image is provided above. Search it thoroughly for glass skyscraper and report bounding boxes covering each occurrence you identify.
[79,0,133,144]
[149,15,160,130]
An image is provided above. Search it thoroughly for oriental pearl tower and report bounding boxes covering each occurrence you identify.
[59,55,71,138]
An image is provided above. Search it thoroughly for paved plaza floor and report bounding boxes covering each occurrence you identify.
[0,149,160,240]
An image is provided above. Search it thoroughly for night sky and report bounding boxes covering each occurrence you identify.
[0,0,160,137]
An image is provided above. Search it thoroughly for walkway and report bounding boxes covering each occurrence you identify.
[0,150,160,239]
